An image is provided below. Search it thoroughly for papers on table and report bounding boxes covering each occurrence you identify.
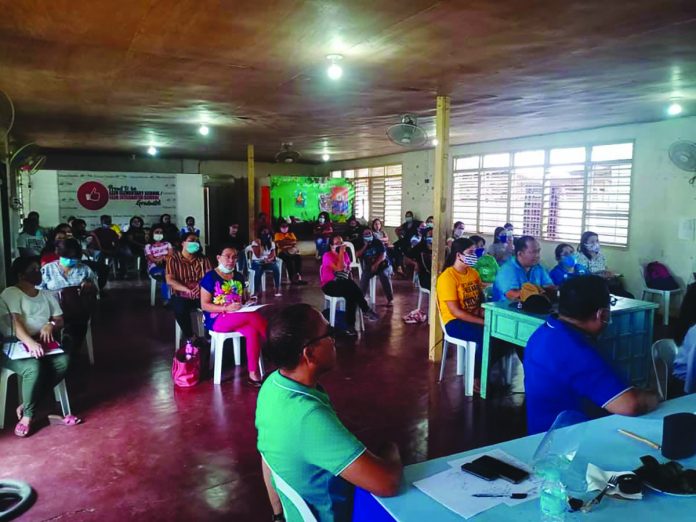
[412,449,540,519]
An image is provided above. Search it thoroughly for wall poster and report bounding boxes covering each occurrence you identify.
[270,176,354,223]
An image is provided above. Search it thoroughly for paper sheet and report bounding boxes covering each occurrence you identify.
[2,342,65,360]
[236,304,267,313]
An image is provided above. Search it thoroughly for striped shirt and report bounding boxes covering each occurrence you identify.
[165,251,212,298]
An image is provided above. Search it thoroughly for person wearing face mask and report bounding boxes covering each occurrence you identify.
[40,224,72,266]
[357,229,394,306]
[274,219,306,285]
[313,212,334,258]
[344,216,364,249]
[321,234,379,336]
[576,231,633,298]
[468,235,500,285]
[145,225,173,303]
[91,214,120,269]
[492,236,555,302]
[549,243,587,286]
[180,216,201,239]
[17,216,46,257]
[488,226,514,264]
[393,211,422,276]
[39,238,98,356]
[1,257,81,437]
[166,233,212,346]
[524,276,658,434]
[199,245,268,386]
[446,221,466,254]
[250,227,282,296]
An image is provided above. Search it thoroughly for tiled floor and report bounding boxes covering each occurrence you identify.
[1,266,528,521]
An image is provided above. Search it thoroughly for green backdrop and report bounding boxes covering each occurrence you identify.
[270,176,354,223]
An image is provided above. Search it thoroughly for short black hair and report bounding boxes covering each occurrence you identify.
[469,235,485,246]
[264,304,324,369]
[559,275,610,320]
[10,256,40,284]
[215,243,239,256]
[56,238,82,259]
[554,243,573,261]
[514,235,536,255]
[100,214,111,222]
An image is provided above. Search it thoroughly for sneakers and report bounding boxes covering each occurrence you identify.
[364,309,379,321]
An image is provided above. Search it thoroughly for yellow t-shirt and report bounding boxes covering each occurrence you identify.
[274,232,297,243]
[436,266,482,324]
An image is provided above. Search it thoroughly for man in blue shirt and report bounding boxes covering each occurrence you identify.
[524,276,658,434]
[492,236,555,301]
[357,229,393,305]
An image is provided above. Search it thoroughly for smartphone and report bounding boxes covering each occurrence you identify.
[461,457,499,481]
[479,456,530,484]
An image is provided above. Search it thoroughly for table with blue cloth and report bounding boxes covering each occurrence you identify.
[479,296,659,399]
[353,394,696,521]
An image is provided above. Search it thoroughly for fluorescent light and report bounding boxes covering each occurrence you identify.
[198,125,210,136]
[322,153,330,161]
[147,146,158,156]
[432,138,439,146]
[326,54,344,80]
[667,102,683,116]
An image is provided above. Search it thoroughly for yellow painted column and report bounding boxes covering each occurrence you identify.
[247,144,256,241]
[428,95,451,361]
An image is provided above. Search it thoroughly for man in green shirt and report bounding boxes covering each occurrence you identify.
[256,304,402,522]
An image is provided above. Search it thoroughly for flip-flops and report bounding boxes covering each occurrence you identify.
[14,422,30,438]
[48,414,82,426]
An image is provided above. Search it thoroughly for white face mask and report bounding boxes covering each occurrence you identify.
[153,233,164,241]
[453,228,464,238]
[318,217,325,224]
[217,263,234,274]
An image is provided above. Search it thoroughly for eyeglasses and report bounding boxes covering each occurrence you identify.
[302,327,336,349]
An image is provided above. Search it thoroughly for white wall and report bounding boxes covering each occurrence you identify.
[25,169,60,227]
[175,173,206,246]
[324,116,696,309]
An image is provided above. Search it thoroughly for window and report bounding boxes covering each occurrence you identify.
[452,142,633,246]
[331,164,403,226]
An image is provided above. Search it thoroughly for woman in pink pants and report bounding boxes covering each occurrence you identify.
[200,245,267,386]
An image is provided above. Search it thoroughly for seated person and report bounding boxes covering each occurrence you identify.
[250,228,282,296]
[576,231,632,298]
[274,219,307,285]
[40,224,72,266]
[343,216,364,249]
[179,216,201,239]
[461,234,485,267]
[436,238,485,357]
[446,221,466,254]
[416,228,432,290]
[357,229,393,306]
[17,216,46,257]
[256,212,272,237]
[199,245,267,386]
[71,219,109,290]
[145,225,173,303]
[313,212,333,257]
[256,304,402,522]
[166,234,212,347]
[39,238,98,352]
[158,213,180,245]
[673,282,696,392]
[524,276,658,434]
[492,236,556,301]
[392,210,421,275]
[226,223,248,274]
[371,218,389,247]
[549,243,588,286]
[488,226,514,264]
[120,216,148,275]
[91,214,121,265]
[468,235,499,285]
[321,234,378,336]
[1,257,81,437]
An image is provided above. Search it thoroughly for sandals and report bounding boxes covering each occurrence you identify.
[14,422,30,438]
[48,414,82,426]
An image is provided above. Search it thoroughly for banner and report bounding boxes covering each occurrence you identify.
[57,171,177,230]
[270,176,353,223]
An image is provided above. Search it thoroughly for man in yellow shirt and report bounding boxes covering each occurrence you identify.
[437,237,485,357]
[274,219,307,285]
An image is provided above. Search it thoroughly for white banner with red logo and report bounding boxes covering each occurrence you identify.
[57,171,177,230]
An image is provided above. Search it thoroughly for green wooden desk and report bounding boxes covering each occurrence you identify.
[479,297,659,399]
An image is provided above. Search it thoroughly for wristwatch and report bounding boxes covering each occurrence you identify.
[48,320,57,327]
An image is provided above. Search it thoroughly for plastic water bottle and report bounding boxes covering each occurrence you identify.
[539,468,567,521]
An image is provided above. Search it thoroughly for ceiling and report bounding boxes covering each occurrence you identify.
[1,0,695,163]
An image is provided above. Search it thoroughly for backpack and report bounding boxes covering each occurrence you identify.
[645,262,679,291]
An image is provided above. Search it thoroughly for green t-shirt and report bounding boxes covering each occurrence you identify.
[256,371,366,522]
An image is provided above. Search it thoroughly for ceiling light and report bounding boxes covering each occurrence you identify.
[198,125,210,136]
[322,153,330,161]
[147,146,158,156]
[432,138,439,146]
[326,54,343,80]
[667,102,683,116]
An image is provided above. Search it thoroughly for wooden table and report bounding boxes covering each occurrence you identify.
[479,297,659,399]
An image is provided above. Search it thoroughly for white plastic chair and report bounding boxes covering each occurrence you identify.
[0,367,72,430]
[640,265,683,326]
[685,340,696,394]
[342,241,362,280]
[323,295,365,332]
[437,310,477,396]
[209,331,265,385]
[262,455,318,522]
[416,279,431,322]
[246,247,283,295]
[651,339,678,400]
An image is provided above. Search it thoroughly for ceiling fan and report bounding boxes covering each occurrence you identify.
[668,140,696,185]
[275,142,301,164]
[386,113,429,148]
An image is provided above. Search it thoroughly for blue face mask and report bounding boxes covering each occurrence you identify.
[426,237,433,245]
[498,234,507,243]
[363,235,373,243]
[185,242,201,254]
[474,247,485,258]
[561,254,576,268]
[59,257,77,268]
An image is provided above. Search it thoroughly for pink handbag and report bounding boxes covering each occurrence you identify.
[172,343,200,387]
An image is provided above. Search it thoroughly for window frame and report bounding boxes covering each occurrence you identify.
[452,140,635,248]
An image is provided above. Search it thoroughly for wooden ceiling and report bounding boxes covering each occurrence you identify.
[1,0,695,163]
